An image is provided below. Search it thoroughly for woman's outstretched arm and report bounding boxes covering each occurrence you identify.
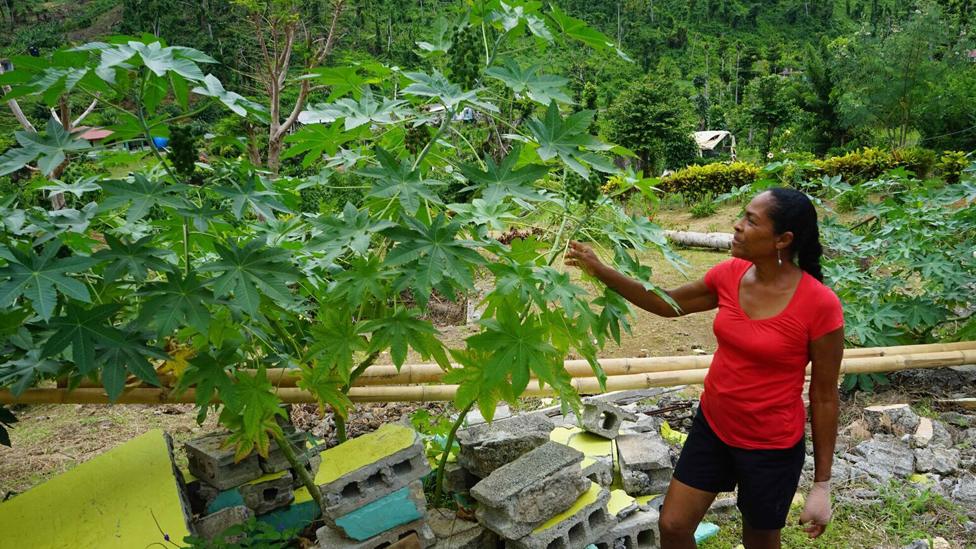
[564,241,718,317]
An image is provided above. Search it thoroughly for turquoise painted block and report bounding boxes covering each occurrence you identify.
[334,483,425,541]
[694,521,720,543]
[207,488,245,514]
[257,500,320,533]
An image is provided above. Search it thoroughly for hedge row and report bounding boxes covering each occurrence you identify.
[661,147,969,197]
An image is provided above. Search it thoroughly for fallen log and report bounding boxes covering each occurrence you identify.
[7,348,974,405]
[663,230,733,250]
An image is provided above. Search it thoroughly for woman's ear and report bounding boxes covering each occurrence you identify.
[776,231,795,250]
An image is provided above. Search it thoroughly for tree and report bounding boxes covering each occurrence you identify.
[604,76,697,173]
[744,74,794,157]
[797,40,848,155]
[233,0,345,172]
[832,5,949,148]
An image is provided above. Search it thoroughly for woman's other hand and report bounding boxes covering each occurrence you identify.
[564,241,603,277]
[799,480,831,538]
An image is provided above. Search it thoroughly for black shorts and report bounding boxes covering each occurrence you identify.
[672,408,805,530]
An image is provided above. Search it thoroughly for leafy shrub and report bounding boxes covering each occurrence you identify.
[689,192,717,218]
[892,147,937,178]
[814,147,894,183]
[835,185,867,212]
[660,161,760,199]
[935,151,969,184]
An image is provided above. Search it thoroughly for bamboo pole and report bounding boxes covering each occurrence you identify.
[7,349,975,405]
[108,341,976,389]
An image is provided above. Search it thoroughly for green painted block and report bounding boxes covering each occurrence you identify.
[257,500,320,533]
[333,481,425,541]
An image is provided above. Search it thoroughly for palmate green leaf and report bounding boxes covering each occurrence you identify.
[220,368,286,460]
[546,5,631,61]
[176,349,240,424]
[402,71,499,113]
[384,213,485,305]
[359,309,450,369]
[327,256,393,309]
[459,146,548,203]
[521,102,611,178]
[0,118,92,176]
[449,199,518,232]
[99,332,164,401]
[299,87,409,130]
[442,347,514,422]
[415,17,454,55]
[100,173,190,222]
[136,269,214,337]
[282,121,364,167]
[42,303,125,377]
[303,66,373,101]
[361,147,445,215]
[39,176,102,198]
[200,240,300,315]
[297,361,353,419]
[306,308,369,383]
[486,59,571,105]
[192,74,268,121]
[0,350,61,397]
[0,242,97,320]
[94,234,173,282]
[307,202,396,259]
[212,174,292,220]
[593,289,634,346]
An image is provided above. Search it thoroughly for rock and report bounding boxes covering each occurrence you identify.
[912,417,934,448]
[427,508,498,549]
[914,448,961,475]
[471,441,589,540]
[846,436,915,482]
[845,419,873,444]
[193,506,252,542]
[617,433,673,496]
[864,404,921,437]
[955,428,976,448]
[929,420,953,448]
[581,401,638,439]
[939,412,972,429]
[950,474,976,508]
[902,537,950,549]
[457,414,554,478]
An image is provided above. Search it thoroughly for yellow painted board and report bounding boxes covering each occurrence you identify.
[549,427,613,458]
[607,489,637,517]
[0,429,191,548]
[316,423,416,485]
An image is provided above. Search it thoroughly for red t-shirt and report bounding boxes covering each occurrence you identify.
[700,258,844,449]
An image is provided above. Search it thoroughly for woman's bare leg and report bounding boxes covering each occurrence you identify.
[659,478,718,549]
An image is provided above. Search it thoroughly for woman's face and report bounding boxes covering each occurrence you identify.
[731,191,784,261]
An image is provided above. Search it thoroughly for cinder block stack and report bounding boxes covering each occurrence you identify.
[314,423,434,548]
[183,429,319,540]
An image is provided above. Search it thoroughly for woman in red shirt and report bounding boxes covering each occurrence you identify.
[566,188,844,549]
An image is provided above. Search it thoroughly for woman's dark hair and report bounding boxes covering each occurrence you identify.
[765,188,824,282]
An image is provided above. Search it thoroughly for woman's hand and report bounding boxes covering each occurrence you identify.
[799,480,831,538]
[564,241,604,277]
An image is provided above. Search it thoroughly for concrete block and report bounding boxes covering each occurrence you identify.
[581,456,614,488]
[193,505,253,542]
[240,470,294,515]
[473,441,589,540]
[316,518,436,549]
[442,462,479,495]
[505,483,612,549]
[318,424,431,521]
[428,508,500,549]
[185,432,263,491]
[457,414,555,478]
[582,401,637,439]
[617,434,672,496]
[261,434,321,474]
[334,480,427,541]
[593,507,659,549]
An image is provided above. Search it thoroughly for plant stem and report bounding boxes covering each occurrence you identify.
[270,428,326,514]
[433,401,474,504]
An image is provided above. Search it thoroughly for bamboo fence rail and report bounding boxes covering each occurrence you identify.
[4,346,973,405]
[108,340,976,389]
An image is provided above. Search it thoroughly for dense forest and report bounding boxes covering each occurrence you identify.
[2,0,975,177]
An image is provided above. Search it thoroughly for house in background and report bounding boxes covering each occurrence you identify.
[693,130,737,160]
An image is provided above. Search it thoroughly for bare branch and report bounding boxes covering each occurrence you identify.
[72,96,100,127]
